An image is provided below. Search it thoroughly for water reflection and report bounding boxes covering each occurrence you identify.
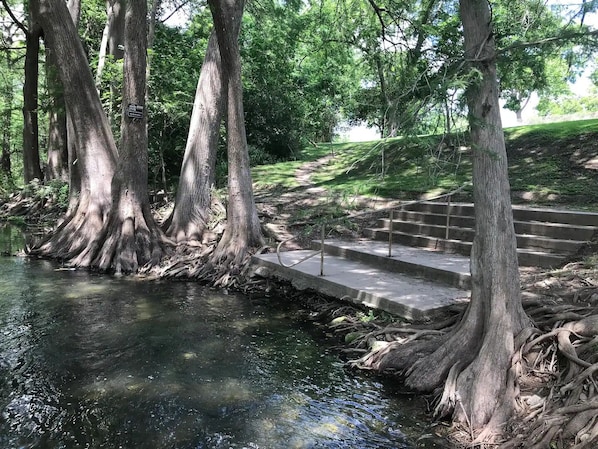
[0,232,445,449]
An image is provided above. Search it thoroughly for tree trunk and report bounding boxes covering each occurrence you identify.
[96,5,110,89]
[163,29,225,243]
[45,46,69,182]
[107,0,125,61]
[44,0,80,183]
[66,0,81,23]
[208,0,264,264]
[1,97,11,177]
[108,0,125,125]
[1,37,14,182]
[30,0,117,266]
[92,0,168,273]
[22,16,43,184]
[366,0,532,440]
[96,1,125,121]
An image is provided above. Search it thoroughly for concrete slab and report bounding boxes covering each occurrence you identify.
[252,249,470,321]
[313,239,471,289]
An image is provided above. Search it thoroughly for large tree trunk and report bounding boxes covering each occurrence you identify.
[22,13,43,184]
[44,0,80,183]
[208,0,264,264]
[163,29,225,243]
[1,35,14,182]
[30,0,117,266]
[364,0,532,441]
[45,47,69,182]
[92,0,168,273]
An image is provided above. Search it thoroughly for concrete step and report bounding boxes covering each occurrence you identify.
[251,249,470,321]
[251,204,598,322]
[401,201,598,227]
[311,239,471,289]
[370,221,586,254]
[364,229,568,268]
[377,213,597,241]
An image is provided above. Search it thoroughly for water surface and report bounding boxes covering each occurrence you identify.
[0,226,444,448]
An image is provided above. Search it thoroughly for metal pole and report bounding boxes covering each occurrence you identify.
[320,224,325,276]
[388,209,394,257]
[445,195,452,240]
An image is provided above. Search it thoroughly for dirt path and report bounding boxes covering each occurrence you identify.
[293,153,334,190]
[254,153,406,248]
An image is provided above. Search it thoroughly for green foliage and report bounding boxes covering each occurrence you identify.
[495,0,566,112]
[346,0,465,137]
[147,20,208,188]
[0,3,25,189]
[241,0,362,157]
[6,215,26,226]
[79,0,109,59]
[536,91,598,117]
[0,172,14,200]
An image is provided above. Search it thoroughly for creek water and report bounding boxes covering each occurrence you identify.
[0,225,446,449]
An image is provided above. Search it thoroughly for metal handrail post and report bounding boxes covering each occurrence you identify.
[320,224,325,276]
[273,182,469,270]
[388,209,394,257]
[445,195,452,240]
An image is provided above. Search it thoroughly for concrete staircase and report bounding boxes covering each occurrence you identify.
[252,203,598,321]
[364,202,598,268]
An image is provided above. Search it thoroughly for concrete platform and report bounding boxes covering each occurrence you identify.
[252,246,470,321]
[312,239,471,289]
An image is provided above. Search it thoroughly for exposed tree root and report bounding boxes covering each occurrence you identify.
[333,280,598,448]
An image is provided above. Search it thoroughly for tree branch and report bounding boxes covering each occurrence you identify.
[1,0,29,36]
[499,29,598,54]
[0,45,26,51]
[160,0,192,24]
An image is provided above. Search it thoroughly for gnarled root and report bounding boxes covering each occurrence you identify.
[346,284,598,449]
[502,311,598,449]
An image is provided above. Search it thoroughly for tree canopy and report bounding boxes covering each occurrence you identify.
[1,0,596,191]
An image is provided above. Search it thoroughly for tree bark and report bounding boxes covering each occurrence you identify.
[66,0,81,24]
[44,0,80,183]
[45,46,69,182]
[1,34,14,182]
[163,29,225,243]
[92,0,168,273]
[30,0,117,265]
[208,0,264,264]
[107,0,125,61]
[22,10,43,184]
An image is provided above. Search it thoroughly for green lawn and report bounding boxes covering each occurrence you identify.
[252,118,598,210]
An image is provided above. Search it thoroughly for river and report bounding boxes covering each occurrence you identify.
[0,225,447,449]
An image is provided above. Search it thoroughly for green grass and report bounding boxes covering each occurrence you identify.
[252,142,335,189]
[504,119,598,141]
[252,118,598,209]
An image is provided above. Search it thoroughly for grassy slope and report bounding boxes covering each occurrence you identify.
[252,118,598,210]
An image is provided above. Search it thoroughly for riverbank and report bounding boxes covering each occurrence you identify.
[2,181,598,448]
[2,120,598,447]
